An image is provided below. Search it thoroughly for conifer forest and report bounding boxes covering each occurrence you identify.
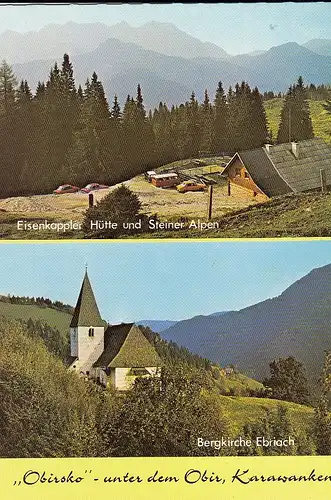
[0,54,315,198]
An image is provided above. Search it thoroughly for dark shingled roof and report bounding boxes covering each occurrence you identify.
[223,138,331,197]
[239,149,292,197]
[223,150,292,197]
[93,323,162,368]
[70,271,104,327]
[266,138,331,192]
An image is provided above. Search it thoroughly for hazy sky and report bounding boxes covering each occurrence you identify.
[0,3,330,54]
[0,240,331,323]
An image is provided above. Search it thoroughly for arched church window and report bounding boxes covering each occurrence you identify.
[88,327,94,337]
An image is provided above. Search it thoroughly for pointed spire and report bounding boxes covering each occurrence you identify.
[70,270,104,327]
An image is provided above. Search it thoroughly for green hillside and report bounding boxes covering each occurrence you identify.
[0,301,72,340]
[0,315,317,456]
[149,190,331,238]
[264,98,331,143]
[220,395,313,435]
[213,369,264,396]
[214,191,331,238]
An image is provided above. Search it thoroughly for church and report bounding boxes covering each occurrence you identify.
[68,270,162,390]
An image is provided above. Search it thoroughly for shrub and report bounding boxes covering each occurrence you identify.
[83,184,150,238]
[98,364,230,456]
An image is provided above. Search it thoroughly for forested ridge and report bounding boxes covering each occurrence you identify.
[0,292,74,314]
[0,54,301,198]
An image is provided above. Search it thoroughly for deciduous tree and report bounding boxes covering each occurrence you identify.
[263,356,310,405]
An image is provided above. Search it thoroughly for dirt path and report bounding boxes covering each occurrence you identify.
[0,176,261,219]
[0,184,126,214]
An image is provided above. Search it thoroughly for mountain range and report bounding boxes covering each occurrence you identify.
[137,311,228,333]
[160,263,331,384]
[1,21,330,108]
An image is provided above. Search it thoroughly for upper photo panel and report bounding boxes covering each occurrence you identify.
[1,3,331,240]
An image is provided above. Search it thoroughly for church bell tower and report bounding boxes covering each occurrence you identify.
[70,269,105,373]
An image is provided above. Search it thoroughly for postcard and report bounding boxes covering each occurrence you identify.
[1,2,331,500]
[0,2,330,240]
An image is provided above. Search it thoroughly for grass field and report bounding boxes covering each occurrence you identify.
[195,191,331,238]
[131,190,331,238]
[4,181,331,239]
[219,395,314,436]
[264,97,331,143]
[214,370,264,396]
[0,301,72,339]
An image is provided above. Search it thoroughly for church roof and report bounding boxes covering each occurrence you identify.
[93,323,162,368]
[70,271,105,327]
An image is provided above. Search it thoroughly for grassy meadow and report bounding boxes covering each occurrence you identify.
[219,395,314,436]
[0,300,71,339]
[264,97,331,143]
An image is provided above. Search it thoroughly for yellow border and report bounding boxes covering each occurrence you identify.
[3,456,331,499]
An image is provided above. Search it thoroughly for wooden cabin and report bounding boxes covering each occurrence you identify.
[223,155,267,198]
[222,138,331,198]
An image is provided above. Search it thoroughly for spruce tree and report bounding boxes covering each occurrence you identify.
[200,89,214,154]
[213,81,229,153]
[111,95,121,120]
[250,87,269,147]
[35,81,46,100]
[277,77,314,143]
[66,71,113,185]
[109,95,124,177]
[0,61,19,196]
[122,85,155,175]
[41,61,68,188]
[228,81,253,151]
[60,53,76,98]
[136,83,145,117]
[77,84,84,101]
[16,80,34,189]
[0,59,17,115]
[186,91,201,157]
[152,102,178,165]
[227,81,268,151]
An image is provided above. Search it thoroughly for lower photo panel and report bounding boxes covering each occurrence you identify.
[1,239,331,498]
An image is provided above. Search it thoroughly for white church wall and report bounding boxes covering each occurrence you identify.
[76,326,104,361]
[146,367,161,377]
